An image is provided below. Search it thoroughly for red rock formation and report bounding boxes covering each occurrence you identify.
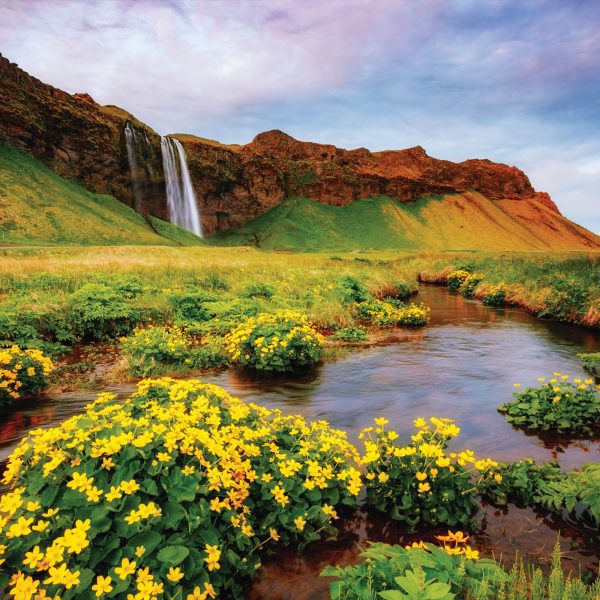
[0,53,560,236]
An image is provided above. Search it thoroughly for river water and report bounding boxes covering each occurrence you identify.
[1,285,598,597]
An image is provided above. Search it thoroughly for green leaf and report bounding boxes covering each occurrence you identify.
[157,545,190,566]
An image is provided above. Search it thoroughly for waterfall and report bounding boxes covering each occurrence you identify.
[160,136,202,237]
[124,122,143,212]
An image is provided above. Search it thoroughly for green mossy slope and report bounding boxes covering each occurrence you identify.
[0,142,203,246]
[215,194,600,252]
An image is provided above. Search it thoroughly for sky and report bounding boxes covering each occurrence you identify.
[1,0,599,232]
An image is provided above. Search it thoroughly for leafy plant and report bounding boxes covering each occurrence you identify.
[330,327,368,342]
[168,291,215,323]
[578,352,600,377]
[361,417,498,531]
[477,459,600,526]
[0,378,362,598]
[538,278,589,321]
[225,311,324,372]
[482,285,506,306]
[458,273,485,298]
[68,283,140,340]
[337,276,372,304]
[498,374,600,435]
[355,300,429,327]
[447,270,470,292]
[241,282,276,300]
[323,538,503,599]
[0,345,54,406]
[323,541,600,599]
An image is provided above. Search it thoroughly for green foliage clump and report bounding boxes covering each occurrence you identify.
[458,273,485,298]
[0,378,362,599]
[224,311,324,372]
[447,270,471,292]
[240,282,276,299]
[482,285,506,306]
[355,300,429,327]
[478,459,600,526]
[330,327,368,342]
[360,417,498,531]
[120,326,229,376]
[0,345,55,406]
[68,283,140,341]
[323,541,600,600]
[578,352,600,377]
[538,278,590,321]
[390,279,414,300]
[337,275,372,304]
[498,375,600,435]
[168,291,213,323]
[121,326,197,377]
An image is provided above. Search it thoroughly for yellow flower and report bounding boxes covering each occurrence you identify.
[135,546,145,557]
[374,417,389,426]
[167,567,184,582]
[294,516,307,531]
[416,472,427,481]
[269,528,280,541]
[101,457,115,470]
[418,482,431,493]
[378,472,390,483]
[92,575,113,597]
[115,557,137,580]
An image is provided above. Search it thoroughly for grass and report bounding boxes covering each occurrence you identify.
[0,142,203,246]
[214,194,600,252]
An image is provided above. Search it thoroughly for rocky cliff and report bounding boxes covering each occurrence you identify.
[0,52,562,236]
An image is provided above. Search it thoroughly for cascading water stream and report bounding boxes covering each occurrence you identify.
[160,136,202,237]
[124,122,143,212]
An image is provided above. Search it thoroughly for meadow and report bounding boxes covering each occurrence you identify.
[0,246,599,599]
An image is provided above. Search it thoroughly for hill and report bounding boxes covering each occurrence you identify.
[0,143,202,246]
[216,194,600,252]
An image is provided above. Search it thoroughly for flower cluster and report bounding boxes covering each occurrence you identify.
[500,373,600,435]
[0,378,361,598]
[224,311,324,371]
[0,345,54,407]
[446,270,471,292]
[360,417,499,530]
[354,300,429,327]
[120,325,197,376]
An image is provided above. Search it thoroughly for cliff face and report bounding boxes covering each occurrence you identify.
[1,53,558,236]
[0,53,168,219]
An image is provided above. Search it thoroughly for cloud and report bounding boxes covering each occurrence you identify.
[0,0,599,232]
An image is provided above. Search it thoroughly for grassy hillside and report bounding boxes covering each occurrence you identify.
[215,194,600,252]
[0,142,203,246]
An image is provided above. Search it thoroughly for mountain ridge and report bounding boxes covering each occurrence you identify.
[1,51,598,250]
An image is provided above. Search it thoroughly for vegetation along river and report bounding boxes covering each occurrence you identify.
[1,285,598,598]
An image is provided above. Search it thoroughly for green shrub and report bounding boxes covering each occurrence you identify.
[168,291,214,323]
[337,276,372,304]
[68,284,140,341]
[538,278,590,321]
[447,270,471,292]
[330,327,368,342]
[0,345,55,407]
[477,459,600,526]
[225,311,324,372]
[390,279,414,300]
[482,285,506,306]
[458,273,485,298]
[355,300,429,327]
[498,374,600,435]
[0,378,361,598]
[323,540,600,599]
[578,352,600,377]
[121,326,196,377]
[240,282,276,300]
[361,417,498,531]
